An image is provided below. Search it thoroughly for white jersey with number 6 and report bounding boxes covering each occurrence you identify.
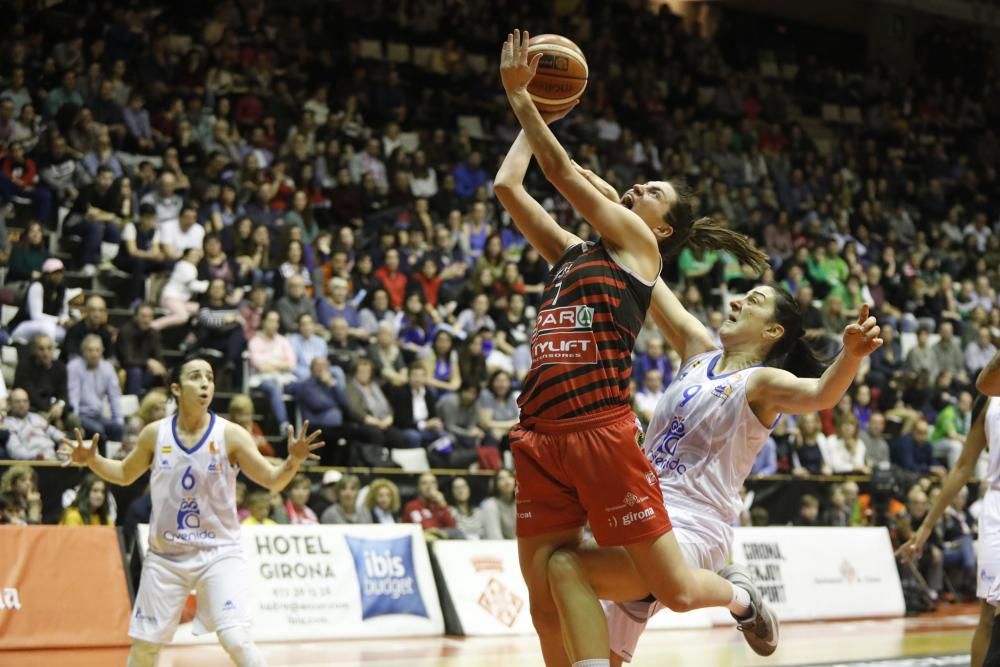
[148,412,242,556]
[642,351,776,528]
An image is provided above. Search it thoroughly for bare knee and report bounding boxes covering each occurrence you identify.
[547,550,582,591]
[529,602,562,635]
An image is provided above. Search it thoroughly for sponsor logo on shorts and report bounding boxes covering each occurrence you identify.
[133,606,156,623]
[607,507,656,529]
[346,535,429,620]
[645,472,657,485]
[517,511,533,520]
[605,492,650,513]
[0,587,21,611]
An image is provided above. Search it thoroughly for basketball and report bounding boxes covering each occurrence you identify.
[527,34,588,112]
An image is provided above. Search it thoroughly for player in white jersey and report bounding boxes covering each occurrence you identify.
[59,357,323,667]
[898,393,997,667]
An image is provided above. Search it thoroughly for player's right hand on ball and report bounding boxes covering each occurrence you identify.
[58,428,99,467]
[500,29,541,95]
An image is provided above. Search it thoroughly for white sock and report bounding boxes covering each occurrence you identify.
[573,661,610,667]
[727,582,752,618]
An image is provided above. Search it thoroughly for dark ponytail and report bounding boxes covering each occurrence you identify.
[660,180,770,276]
[764,285,829,378]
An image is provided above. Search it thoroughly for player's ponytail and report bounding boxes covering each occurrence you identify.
[659,181,769,276]
[765,285,829,378]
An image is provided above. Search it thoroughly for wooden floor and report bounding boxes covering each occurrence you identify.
[1,607,978,667]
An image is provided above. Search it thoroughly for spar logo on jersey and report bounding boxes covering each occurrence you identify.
[346,535,429,620]
[711,383,734,402]
[536,305,594,332]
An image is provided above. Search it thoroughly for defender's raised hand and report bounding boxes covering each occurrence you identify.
[58,428,99,467]
[842,303,883,358]
[286,420,325,462]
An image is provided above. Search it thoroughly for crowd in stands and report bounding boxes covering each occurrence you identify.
[0,0,998,605]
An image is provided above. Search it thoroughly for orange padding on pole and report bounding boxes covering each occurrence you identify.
[0,525,131,648]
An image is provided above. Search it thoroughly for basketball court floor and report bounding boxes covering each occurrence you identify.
[1,605,977,667]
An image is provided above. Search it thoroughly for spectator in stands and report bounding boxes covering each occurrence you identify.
[892,418,947,477]
[65,165,124,275]
[359,287,397,338]
[478,370,519,449]
[481,468,516,540]
[228,393,273,457]
[124,390,168,456]
[194,278,245,386]
[151,248,206,333]
[294,356,350,464]
[791,413,830,476]
[931,390,973,470]
[435,382,487,468]
[4,387,63,460]
[1,140,51,224]
[327,316,365,373]
[39,134,83,207]
[449,476,484,539]
[315,276,366,338]
[308,471,341,518]
[9,258,70,344]
[68,334,123,447]
[423,329,462,394]
[374,248,407,309]
[345,356,413,449]
[283,474,319,525]
[275,274,316,333]
[932,321,969,385]
[288,313,326,381]
[965,326,997,378]
[365,478,401,524]
[115,203,167,306]
[404,472,457,540]
[906,327,939,380]
[368,321,408,388]
[239,284,270,340]
[0,465,42,525]
[59,474,113,526]
[247,309,296,434]
[453,151,486,201]
[902,485,944,601]
[633,336,673,391]
[861,411,892,470]
[14,333,72,430]
[117,304,166,396]
[820,484,851,527]
[242,490,278,526]
[940,486,976,596]
[635,368,667,426]
[140,171,183,227]
[750,436,778,475]
[61,295,113,362]
[822,416,870,474]
[161,205,206,262]
[7,221,48,283]
[385,362,446,451]
[792,494,821,526]
[320,474,372,524]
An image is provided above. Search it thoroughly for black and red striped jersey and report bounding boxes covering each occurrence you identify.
[517,241,655,423]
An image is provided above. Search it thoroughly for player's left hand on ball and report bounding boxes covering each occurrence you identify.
[500,29,541,94]
[842,303,883,358]
[287,420,325,462]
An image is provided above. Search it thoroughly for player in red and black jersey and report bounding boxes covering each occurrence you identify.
[498,30,773,666]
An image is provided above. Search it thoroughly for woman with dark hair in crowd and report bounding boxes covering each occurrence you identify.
[59,474,113,525]
[479,370,519,449]
[277,237,312,295]
[283,189,319,243]
[472,232,506,283]
[458,328,490,391]
[236,223,275,287]
[0,465,41,525]
[398,290,436,361]
[359,287,397,337]
[424,329,462,394]
[448,476,485,539]
[481,468,517,540]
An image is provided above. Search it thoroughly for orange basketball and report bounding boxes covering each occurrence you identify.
[527,34,588,113]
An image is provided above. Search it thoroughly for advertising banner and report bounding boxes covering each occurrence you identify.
[0,526,131,648]
[137,523,444,643]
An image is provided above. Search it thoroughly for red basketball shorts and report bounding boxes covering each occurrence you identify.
[511,404,672,546]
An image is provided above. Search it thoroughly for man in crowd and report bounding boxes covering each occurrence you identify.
[67,334,124,448]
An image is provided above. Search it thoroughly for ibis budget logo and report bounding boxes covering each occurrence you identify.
[346,535,428,620]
